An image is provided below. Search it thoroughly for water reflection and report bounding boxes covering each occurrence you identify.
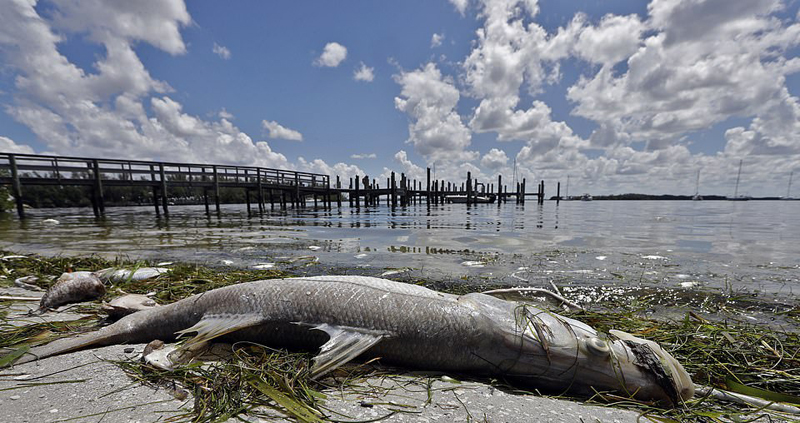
[0,201,798,273]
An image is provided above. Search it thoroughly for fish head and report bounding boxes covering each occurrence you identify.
[494,304,693,405]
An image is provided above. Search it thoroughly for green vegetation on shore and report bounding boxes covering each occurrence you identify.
[2,252,800,422]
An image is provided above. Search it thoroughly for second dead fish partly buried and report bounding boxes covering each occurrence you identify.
[38,272,105,311]
[102,294,159,319]
[11,276,693,405]
[95,267,170,284]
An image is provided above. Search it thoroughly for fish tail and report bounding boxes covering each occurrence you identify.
[10,325,129,366]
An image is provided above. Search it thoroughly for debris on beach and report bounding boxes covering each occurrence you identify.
[102,294,159,319]
[380,268,410,277]
[14,276,43,291]
[39,271,106,311]
[461,260,485,267]
[251,263,275,270]
[42,219,60,225]
[1,255,28,261]
[94,267,170,284]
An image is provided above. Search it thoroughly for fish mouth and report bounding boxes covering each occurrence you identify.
[610,330,694,404]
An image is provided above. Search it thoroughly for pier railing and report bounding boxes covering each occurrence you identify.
[0,152,330,217]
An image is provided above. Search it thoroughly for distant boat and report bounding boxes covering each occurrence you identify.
[727,160,750,201]
[445,194,496,204]
[580,193,593,201]
[692,169,702,201]
[782,171,797,200]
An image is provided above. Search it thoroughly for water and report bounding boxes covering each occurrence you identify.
[1,201,798,297]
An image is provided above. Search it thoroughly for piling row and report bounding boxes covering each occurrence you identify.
[1,153,556,219]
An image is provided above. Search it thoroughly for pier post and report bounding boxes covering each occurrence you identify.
[9,155,25,219]
[521,178,526,204]
[540,180,545,204]
[349,178,353,207]
[203,189,210,215]
[400,173,406,206]
[391,172,397,207]
[363,176,369,208]
[556,182,561,204]
[466,172,472,205]
[336,176,342,208]
[245,188,252,215]
[426,167,431,204]
[257,169,264,213]
[354,175,360,209]
[159,163,169,216]
[294,174,300,208]
[213,165,221,213]
[92,159,105,216]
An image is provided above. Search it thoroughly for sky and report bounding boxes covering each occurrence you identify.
[0,0,799,197]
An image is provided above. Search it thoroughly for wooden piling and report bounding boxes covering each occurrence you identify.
[159,163,169,216]
[203,189,210,215]
[556,182,561,204]
[213,165,221,213]
[92,159,105,215]
[257,169,264,213]
[8,155,25,219]
[426,167,431,204]
[391,172,397,207]
[246,189,252,215]
[152,186,160,216]
[354,175,360,208]
[336,176,342,208]
[466,172,472,205]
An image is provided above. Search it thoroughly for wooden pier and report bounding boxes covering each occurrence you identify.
[0,152,547,219]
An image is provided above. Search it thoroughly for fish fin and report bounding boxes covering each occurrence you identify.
[310,324,387,379]
[175,313,264,348]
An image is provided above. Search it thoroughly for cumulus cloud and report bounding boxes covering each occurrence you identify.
[353,62,375,82]
[218,108,234,120]
[567,0,800,147]
[262,120,304,141]
[0,136,35,154]
[431,33,444,48]
[297,157,364,184]
[0,0,293,171]
[212,42,231,59]
[480,148,508,170]
[351,153,377,159]
[393,63,477,164]
[314,42,347,67]
[449,0,469,15]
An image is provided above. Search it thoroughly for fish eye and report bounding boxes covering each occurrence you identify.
[583,337,611,356]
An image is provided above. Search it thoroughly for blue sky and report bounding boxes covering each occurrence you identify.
[1,0,799,196]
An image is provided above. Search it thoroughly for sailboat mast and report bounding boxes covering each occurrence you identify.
[695,169,700,196]
[734,160,743,198]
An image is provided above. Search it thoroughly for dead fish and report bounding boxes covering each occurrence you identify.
[9,276,693,405]
[94,267,169,284]
[14,276,43,291]
[38,272,105,311]
[101,294,159,319]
